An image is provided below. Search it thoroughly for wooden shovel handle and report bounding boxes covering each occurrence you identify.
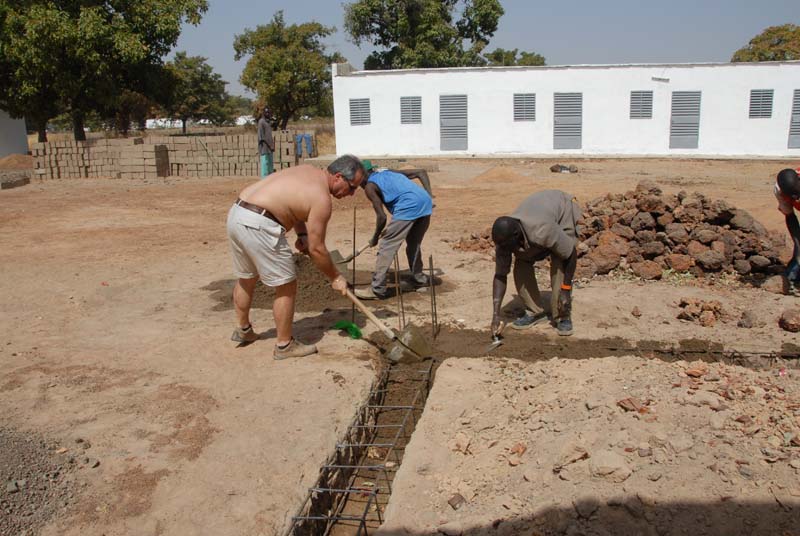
[344,289,396,340]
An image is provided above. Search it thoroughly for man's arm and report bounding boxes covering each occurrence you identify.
[394,168,432,196]
[364,182,387,246]
[492,248,513,334]
[305,199,341,283]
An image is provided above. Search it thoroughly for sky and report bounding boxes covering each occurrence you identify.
[174,0,800,97]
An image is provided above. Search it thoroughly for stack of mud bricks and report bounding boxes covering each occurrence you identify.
[31,131,304,180]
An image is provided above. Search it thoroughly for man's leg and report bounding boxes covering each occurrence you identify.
[234,277,259,328]
[259,154,267,178]
[273,280,297,345]
[513,259,544,316]
[371,219,414,296]
[550,257,566,320]
[266,152,274,175]
[404,215,431,283]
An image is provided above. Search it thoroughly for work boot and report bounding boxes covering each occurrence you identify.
[231,324,259,344]
[354,287,389,300]
[273,338,318,360]
[556,318,574,337]
[511,311,549,330]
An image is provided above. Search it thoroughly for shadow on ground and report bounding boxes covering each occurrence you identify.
[375,500,800,536]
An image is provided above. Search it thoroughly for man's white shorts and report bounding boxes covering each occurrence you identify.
[226,203,296,286]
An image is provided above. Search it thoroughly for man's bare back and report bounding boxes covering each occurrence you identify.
[238,165,330,230]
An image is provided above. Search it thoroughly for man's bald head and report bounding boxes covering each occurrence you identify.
[492,216,523,251]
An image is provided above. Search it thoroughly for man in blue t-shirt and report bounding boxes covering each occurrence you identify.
[354,160,434,300]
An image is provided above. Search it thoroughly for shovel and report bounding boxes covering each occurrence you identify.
[331,242,371,265]
[344,289,432,363]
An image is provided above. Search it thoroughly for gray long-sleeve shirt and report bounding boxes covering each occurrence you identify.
[496,190,582,275]
[257,117,274,155]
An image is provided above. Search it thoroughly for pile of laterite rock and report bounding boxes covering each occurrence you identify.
[577,181,786,280]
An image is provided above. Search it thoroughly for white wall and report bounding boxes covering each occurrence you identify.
[332,62,800,158]
[0,110,28,157]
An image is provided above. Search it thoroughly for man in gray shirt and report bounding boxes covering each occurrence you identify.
[257,107,275,178]
[491,190,581,337]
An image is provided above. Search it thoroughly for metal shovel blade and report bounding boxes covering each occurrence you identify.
[331,242,370,265]
[385,324,433,364]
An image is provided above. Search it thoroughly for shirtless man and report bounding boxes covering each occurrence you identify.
[226,155,366,359]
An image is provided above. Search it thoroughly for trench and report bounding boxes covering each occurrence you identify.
[285,321,799,536]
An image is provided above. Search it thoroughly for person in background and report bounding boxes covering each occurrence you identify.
[774,168,800,291]
[257,107,275,178]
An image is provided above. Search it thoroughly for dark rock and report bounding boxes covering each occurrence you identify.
[687,240,709,259]
[610,223,635,240]
[587,244,621,274]
[730,209,767,236]
[596,231,631,257]
[704,199,736,225]
[631,211,656,231]
[733,259,751,275]
[576,257,598,279]
[641,241,665,258]
[656,212,674,227]
[779,309,800,333]
[636,195,667,214]
[632,260,663,280]
[666,254,693,272]
[635,180,662,195]
[665,223,689,244]
[748,255,770,271]
[635,230,657,244]
[693,229,719,244]
[695,250,726,271]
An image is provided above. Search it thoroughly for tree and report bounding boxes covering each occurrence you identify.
[732,24,800,62]
[234,11,344,129]
[165,52,228,134]
[484,48,545,66]
[343,0,504,69]
[0,0,207,141]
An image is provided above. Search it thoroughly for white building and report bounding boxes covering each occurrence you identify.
[332,61,800,158]
[0,109,28,158]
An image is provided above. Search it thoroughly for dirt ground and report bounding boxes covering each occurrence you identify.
[378,357,800,536]
[1,157,799,535]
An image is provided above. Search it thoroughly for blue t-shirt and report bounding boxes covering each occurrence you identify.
[368,170,433,221]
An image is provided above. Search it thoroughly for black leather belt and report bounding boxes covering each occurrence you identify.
[235,198,285,228]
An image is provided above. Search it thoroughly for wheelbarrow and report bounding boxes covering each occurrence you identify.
[344,289,432,363]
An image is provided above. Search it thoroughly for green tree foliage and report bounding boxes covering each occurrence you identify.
[484,48,545,66]
[343,0,504,69]
[234,11,344,129]
[0,0,207,141]
[732,24,800,62]
[165,52,228,134]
